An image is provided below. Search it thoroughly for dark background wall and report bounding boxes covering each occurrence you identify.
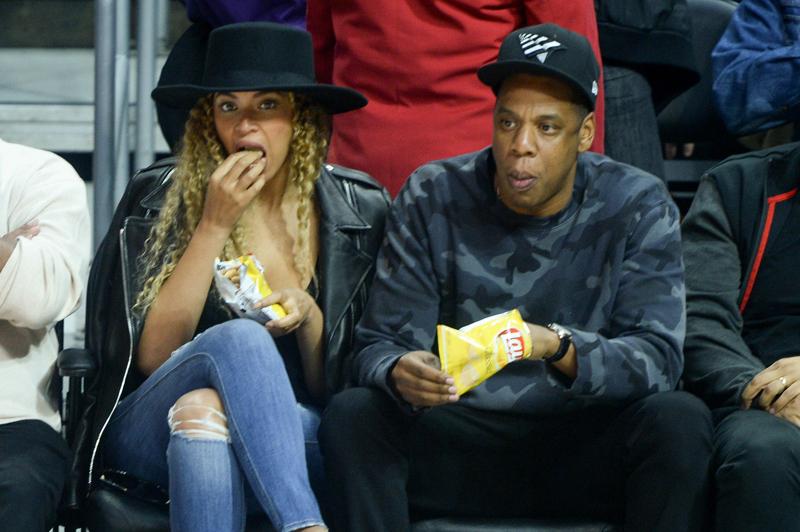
[1,0,190,48]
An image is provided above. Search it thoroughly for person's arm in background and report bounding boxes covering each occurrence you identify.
[523,0,605,153]
[712,0,800,135]
[0,153,90,329]
[681,176,764,410]
[307,0,335,84]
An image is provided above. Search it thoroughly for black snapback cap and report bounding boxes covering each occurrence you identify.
[478,23,600,110]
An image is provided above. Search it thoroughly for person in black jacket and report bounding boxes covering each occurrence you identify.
[682,141,800,531]
[95,22,388,532]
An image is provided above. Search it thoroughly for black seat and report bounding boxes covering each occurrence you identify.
[84,487,273,532]
[657,0,738,144]
[657,0,739,213]
[412,518,619,532]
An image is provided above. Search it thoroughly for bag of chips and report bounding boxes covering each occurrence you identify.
[213,254,287,324]
[438,309,532,395]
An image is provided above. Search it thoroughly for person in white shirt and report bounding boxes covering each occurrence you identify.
[0,138,90,532]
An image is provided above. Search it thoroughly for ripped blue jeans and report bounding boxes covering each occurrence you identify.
[102,319,325,532]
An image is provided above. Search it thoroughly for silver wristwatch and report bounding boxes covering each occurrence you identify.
[544,322,572,363]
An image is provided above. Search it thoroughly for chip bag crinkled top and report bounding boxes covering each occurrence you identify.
[438,309,532,395]
[213,254,287,324]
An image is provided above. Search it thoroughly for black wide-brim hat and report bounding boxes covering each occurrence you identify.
[155,22,211,151]
[477,23,599,111]
[152,21,367,114]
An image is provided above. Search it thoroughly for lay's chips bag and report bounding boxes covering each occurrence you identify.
[213,254,287,324]
[438,309,532,395]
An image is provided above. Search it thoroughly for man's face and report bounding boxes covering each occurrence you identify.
[491,74,594,217]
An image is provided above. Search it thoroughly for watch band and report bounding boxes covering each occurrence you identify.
[544,323,572,363]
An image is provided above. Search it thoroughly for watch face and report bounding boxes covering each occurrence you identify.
[545,323,572,363]
[548,323,571,339]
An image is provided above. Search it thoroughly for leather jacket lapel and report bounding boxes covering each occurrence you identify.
[315,169,374,354]
[139,167,174,212]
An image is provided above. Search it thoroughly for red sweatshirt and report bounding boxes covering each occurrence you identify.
[308,0,604,197]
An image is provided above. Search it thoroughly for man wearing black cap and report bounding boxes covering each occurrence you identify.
[320,24,711,531]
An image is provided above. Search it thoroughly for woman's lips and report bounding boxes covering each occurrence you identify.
[235,140,265,154]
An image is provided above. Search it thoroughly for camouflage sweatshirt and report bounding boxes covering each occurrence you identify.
[353,148,685,414]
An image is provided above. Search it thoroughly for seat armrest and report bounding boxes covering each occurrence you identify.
[58,348,97,379]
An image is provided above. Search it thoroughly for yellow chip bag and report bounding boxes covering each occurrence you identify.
[438,309,532,395]
[213,254,287,324]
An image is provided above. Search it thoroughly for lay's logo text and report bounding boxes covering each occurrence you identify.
[496,328,526,362]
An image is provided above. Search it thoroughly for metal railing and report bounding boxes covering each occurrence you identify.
[92,0,166,248]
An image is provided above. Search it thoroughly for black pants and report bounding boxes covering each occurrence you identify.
[320,388,712,532]
[604,65,665,181]
[713,408,800,532]
[0,420,70,532]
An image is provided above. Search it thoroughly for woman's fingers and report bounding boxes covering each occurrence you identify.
[266,313,303,336]
[202,151,267,230]
[258,288,314,337]
[254,293,281,309]
[236,157,267,191]
[211,150,261,184]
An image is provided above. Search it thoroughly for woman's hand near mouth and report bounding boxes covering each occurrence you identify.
[200,150,267,235]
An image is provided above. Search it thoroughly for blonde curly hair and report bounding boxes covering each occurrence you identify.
[134,92,330,315]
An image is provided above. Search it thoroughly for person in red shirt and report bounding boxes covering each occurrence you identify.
[308,0,604,196]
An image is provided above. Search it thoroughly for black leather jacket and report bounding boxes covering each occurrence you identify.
[71,158,389,497]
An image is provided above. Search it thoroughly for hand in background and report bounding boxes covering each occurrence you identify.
[664,142,695,160]
[741,356,800,412]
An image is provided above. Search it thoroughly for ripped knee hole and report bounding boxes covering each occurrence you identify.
[168,404,230,442]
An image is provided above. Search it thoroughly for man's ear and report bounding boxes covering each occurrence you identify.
[577,112,595,153]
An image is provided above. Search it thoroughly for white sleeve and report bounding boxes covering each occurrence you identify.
[0,155,91,328]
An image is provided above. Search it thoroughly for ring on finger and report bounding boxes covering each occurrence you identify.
[780,376,788,387]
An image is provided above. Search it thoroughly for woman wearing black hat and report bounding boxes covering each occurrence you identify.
[99,22,387,531]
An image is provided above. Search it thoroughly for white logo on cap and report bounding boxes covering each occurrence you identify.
[518,33,562,64]
[592,80,598,95]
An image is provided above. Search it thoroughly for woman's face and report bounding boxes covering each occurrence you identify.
[213,91,294,184]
